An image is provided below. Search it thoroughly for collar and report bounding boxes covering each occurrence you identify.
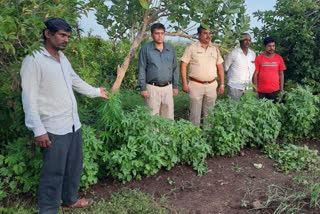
[197,41,215,48]
[40,46,65,59]
[151,41,170,51]
[236,47,253,54]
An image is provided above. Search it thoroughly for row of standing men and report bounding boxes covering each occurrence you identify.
[138,23,286,127]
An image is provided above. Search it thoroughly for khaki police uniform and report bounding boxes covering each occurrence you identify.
[181,41,223,126]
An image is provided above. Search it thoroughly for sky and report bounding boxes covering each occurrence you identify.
[79,0,278,40]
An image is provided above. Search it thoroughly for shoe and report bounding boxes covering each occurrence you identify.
[60,198,94,211]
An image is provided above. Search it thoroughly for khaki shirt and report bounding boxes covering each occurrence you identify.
[181,41,223,81]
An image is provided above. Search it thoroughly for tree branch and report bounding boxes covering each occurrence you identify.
[165,31,197,40]
[0,60,20,91]
[147,6,169,23]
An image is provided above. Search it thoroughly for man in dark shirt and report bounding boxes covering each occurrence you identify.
[138,23,179,120]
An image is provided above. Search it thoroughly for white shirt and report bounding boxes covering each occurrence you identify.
[20,47,100,137]
[224,47,256,90]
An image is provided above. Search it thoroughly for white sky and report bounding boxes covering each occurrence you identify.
[79,0,277,39]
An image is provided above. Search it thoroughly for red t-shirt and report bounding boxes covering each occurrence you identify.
[255,53,286,93]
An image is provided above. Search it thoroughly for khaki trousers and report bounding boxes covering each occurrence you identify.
[145,84,174,120]
[189,80,218,127]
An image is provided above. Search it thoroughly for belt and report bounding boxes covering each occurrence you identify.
[189,77,216,84]
[148,82,171,87]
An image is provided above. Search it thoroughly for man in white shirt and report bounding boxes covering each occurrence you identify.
[224,33,256,101]
[20,18,109,214]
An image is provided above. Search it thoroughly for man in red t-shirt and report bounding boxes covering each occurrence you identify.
[253,37,286,103]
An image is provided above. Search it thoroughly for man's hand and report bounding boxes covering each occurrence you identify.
[218,85,224,95]
[279,90,284,99]
[255,91,259,99]
[182,84,190,93]
[100,87,109,99]
[140,90,150,99]
[35,133,51,148]
[172,89,178,97]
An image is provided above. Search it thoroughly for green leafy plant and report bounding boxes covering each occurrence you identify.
[80,125,105,190]
[97,93,211,183]
[280,86,320,141]
[0,125,104,199]
[264,143,320,174]
[261,170,320,213]
[204,90,281,155]
[0,137,42,199]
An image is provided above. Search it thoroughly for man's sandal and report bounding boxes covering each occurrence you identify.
[60,198,94,211]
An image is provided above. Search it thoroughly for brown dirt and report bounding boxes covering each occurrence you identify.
[5,140,320,213]
[83,147,295,214]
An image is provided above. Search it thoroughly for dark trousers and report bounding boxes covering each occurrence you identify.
[259,90,280,103]
[38,128,82,214]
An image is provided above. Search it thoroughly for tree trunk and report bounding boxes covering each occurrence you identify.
[110,37,143,93]
[109,9,152,94]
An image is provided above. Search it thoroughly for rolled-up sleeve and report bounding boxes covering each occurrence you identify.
[20,56,47,137]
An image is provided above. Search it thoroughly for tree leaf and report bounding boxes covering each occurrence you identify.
[138,0,149,9]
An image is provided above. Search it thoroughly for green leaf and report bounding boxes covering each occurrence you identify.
[138,0,149,9]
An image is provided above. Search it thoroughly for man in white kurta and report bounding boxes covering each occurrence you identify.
[224,33,256,101]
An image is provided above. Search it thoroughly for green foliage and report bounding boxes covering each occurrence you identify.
[80,125,105,190]
[65,37,138,90]
[280,86,320,141]
[103,189,168,214]
[0,189,170,214]
[252,0,320,82]
[173,91,190,120]
[264,143,320,174]
[97,93,211,182]
[0,138,42,199]
[261,170,320,213]
[204,91,281,155]
[95,0,249,52]
[0,125,104,199]
[0,0,95,149]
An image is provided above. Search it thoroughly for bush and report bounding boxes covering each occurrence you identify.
[264,143,320,174]
[0,137,42,200]
[0,125,104,199]
[280,86,320,141]
[204,91,282,155]
[97,93,212,182]
[80,125,105,189]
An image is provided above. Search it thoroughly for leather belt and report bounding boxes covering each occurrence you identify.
[148,82,171,87]
[189,77,216,84]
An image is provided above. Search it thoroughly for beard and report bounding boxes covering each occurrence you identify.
[57,42,68,50]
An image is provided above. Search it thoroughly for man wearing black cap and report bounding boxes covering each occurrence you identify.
[20,18,109,214]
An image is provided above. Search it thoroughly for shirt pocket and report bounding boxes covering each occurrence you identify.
[191,52,204,64]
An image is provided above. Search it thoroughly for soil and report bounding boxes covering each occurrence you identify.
[5,140,320,214]
[82,141,320,214]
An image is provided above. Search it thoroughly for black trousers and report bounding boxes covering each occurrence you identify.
[38,128,82,214]
[259,90,280,103]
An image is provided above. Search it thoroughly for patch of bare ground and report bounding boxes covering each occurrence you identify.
[85,147,293,214]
